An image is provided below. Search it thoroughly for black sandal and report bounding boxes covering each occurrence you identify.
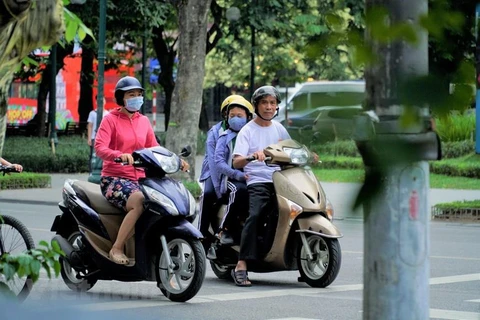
[231,269,252,287]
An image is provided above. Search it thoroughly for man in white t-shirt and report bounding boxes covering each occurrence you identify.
[87,96,108,171]
[231,86,291,287]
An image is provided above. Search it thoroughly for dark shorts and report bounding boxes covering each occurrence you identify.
[100,176,141,210]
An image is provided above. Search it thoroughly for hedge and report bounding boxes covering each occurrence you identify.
[0,172,51,189]
[3,136,90,173]
[433,200,480,210]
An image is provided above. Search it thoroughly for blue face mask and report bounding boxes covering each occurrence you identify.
[228,116,247,132]
[125,96,144,112]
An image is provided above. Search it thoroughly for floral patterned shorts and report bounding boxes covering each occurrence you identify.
[100,176,141,210]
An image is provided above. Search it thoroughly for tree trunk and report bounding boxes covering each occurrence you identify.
[35,43,71,137]
[166,0,212,181]
[199,103,209,132]
[0,0,64,153]
[152,26,176,132]
[78,38,95,124]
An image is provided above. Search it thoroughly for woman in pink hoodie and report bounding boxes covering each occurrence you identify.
[95,76,189,265]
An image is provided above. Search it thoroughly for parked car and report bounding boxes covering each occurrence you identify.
[276,81,365,141]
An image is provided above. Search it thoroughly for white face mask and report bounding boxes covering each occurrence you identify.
[125,96,144,112]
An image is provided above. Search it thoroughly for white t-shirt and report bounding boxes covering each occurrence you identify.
[87,110,109,140]
[233,120,290,185]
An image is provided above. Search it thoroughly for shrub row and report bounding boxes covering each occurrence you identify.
[433,200,480,210]
[316,154,480,179]
[0,172,51,189]
[441,140,475,159]
[310,139,474,159]
[3,136,90,173]
[430,160,480,179]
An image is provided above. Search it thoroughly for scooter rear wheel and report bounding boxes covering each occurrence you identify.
[60,231,97,292]
[210,261,234,280]
[297,234,341,288]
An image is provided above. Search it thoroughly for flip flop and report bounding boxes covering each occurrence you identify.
[231,269,252,287]
[109,249,129,265]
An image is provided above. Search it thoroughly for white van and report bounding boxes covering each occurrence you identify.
[275,81,366,140]
[276,80,365,123]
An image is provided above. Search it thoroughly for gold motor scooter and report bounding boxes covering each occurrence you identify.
[207,139,343,288]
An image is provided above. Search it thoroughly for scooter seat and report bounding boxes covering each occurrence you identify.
[72,180,124,215]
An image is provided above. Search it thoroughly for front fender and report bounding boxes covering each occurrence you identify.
[296,215,343,238]
[166,219,203,239]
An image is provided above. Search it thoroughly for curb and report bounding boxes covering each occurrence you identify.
[0,198,59,206]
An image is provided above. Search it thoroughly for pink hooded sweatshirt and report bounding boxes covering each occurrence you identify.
[94,108,159,181]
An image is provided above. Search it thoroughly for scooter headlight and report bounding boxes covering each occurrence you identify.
[143,186,179,216]
[283,146,310,165]
[154,153,180,174]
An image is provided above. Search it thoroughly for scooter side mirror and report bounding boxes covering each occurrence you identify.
[180,145,192,157]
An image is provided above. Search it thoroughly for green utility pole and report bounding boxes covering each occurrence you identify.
[141,23,147,115]
[475,3,480,153]
[88,0,106,184]
[48,44,58,149]
[356,0,441,319]
[249,24,255,100]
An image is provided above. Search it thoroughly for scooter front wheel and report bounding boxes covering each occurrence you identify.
[155,237,206,302]
[297,234,341,288]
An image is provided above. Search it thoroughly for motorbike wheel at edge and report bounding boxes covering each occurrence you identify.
[60,231,97,292]
[155,237,206,302]
[0,215,35,301]
[210,261,234,280]
[297,234,341,288]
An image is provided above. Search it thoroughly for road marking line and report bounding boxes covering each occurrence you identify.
[430,308,480,320]
[467,299,480,303]
[343,251,480,261]
[267,318,320,320]
[29,228,51,232]
[429,273,480,285]
[430,255,480,262]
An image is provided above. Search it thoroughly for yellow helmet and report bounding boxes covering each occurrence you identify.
[227,97,255,117]
[220,94,246,113]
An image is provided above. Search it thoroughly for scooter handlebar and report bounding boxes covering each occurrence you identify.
[113,158,141,166]
[246,156,272,162]
[0,165,20,173]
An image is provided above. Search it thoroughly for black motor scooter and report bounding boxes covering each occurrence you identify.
[51,146,206,302]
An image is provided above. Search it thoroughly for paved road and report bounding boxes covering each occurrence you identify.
[1,202,479,320]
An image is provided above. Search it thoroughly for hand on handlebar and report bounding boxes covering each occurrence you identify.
[11,163,23,172]
[119,153,134,165]
[180,159,190,172]
[251,150,266,162]
[0,164,22,174]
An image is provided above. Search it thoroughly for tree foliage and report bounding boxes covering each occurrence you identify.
[0,239,63,298]
[0,0,64,153]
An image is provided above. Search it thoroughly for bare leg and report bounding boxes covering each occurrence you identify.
[110,191,144,264]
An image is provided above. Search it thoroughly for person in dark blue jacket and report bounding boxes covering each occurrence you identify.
[198,94,248,250]
[213,98,254,245]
